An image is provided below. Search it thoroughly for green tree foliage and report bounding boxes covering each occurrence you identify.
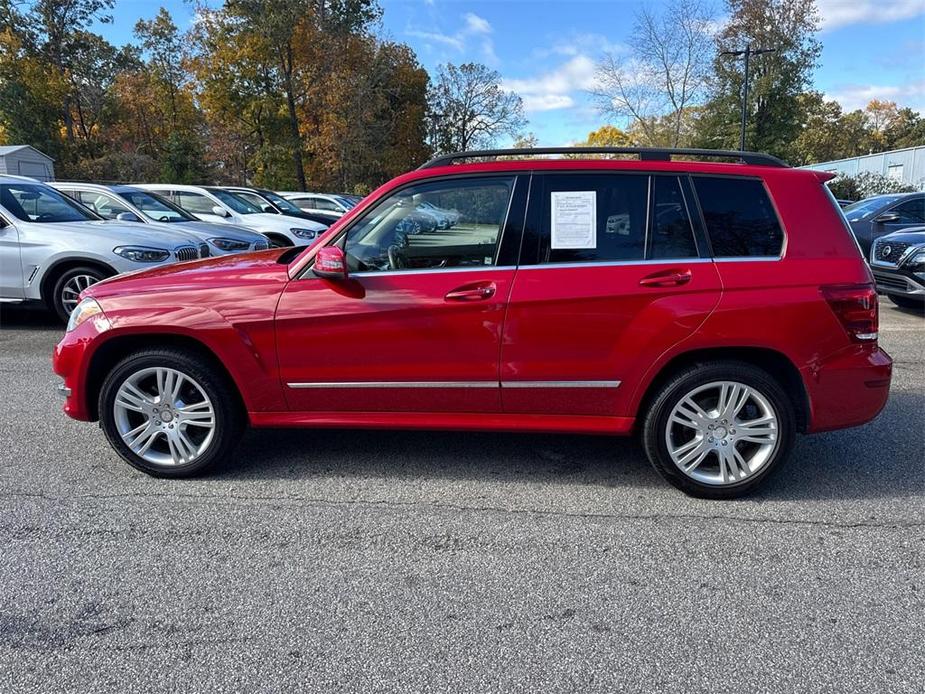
[692,0,821,158]
[828,172,917,201]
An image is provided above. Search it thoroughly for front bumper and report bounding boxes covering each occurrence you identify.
[52,315,107,421]
[872,269,925,297]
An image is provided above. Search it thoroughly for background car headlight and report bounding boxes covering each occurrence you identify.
[208,237,250,251]
[113,246,170,263]
[905,248,925,280]
[66,298,109,333]
[290,228,318,240]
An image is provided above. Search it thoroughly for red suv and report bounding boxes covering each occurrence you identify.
[53,148,891,498]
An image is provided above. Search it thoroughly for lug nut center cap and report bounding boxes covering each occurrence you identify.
[161,410,174,422]
[714,425,728,439]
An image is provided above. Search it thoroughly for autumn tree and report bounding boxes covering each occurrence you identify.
[428,62,526,153]
[593,0,714,147]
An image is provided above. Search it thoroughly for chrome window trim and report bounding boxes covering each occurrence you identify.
[514,258,715,271]
[286,379,622,389]
[350,265,518,278]
[712,255,784,263]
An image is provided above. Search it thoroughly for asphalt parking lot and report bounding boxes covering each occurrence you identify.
[0,300,922,693]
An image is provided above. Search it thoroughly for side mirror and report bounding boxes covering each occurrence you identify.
[261,204,276,213]
[212,206,231,218]
[875,212,900,224]
[314,246,347,280]
[116,211,142,223]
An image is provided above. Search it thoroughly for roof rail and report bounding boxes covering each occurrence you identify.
[418,147,789,170]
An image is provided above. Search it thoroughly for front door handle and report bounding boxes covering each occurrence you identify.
[639,269,692,288]
[445,281,496,302]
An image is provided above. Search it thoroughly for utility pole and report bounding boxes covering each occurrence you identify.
[721,44,777,151]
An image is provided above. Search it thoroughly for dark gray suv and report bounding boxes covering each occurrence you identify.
[843,192,925,258]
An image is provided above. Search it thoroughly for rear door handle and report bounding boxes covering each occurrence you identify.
[639,269,693,288]
[445,281,496,302]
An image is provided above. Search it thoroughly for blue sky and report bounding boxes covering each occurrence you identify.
[101,0,925,145]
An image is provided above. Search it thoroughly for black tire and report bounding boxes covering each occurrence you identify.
[641,361,796,499]
[50,265,109,323]
[98,348,245,477]
[888,294,925,311]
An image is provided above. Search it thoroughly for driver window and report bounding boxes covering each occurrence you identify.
[343,177,515,274]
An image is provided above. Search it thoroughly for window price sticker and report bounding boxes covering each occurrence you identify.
[551,191,596,249]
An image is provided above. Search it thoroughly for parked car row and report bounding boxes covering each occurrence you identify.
[0,175,366,321]
[841,191,925,309]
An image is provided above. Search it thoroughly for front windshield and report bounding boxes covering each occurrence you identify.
[0,183,99,223]
[119,190,196,223]
[263,191,304,214]
[209,189,262,214]
[335,196,357,209]
[842,196,902,221]
[234,190,277,213]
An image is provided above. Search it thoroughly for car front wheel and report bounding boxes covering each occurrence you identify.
[98,349,244,477]
[642,362,796,499]
[51,266,108,322]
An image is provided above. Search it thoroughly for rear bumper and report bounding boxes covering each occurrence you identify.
[804,345,892,433]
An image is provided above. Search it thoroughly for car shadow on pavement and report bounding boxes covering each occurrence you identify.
[0,305,62,331]
[217,387,924,501]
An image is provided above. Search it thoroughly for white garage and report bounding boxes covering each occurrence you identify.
[0,145,54,181]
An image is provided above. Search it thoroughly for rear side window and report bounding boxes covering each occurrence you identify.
[649,176,698,259]
[692,177,784,257]
[539,174,648,263]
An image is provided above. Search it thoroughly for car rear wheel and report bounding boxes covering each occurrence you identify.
[888,294,925,311]
[98,349,244,477]
[51,266,108,322]
[642,362,796,499]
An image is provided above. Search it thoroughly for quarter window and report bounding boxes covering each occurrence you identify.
[174,191,217,216]
[692,177,784,257]
[343,177,514,273]
[539,174,649,263]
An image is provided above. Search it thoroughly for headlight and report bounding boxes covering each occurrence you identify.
[208,237,250,251]
[290,228,318,240]
[113,246,170,263]
[905,248,925,280]
[66,297,110,333]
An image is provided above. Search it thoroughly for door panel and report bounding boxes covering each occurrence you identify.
[500,171,722,417]
[275,269,513,412]
[500,261,722,415]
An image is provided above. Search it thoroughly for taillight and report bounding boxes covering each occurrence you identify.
[821,283,879,342]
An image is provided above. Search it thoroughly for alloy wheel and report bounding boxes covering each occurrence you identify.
[60,274,100,314]
[665,380,780,486]
[112,367,216,467]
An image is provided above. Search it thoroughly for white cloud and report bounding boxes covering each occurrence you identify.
[816,0,925,31]
[533,32,626,59]
[406,12,498,65]
[505,55,600,113]
[464,12,492,35]
[826,80,925,110]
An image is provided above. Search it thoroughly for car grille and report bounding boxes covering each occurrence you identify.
[873,272,909,292]
[175,246,199,262]
[199,243,210,258]
[872,239,912,266]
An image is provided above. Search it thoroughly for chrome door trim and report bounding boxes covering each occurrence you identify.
[286,380,499,389]
[286,379,622,389]
[515,258,714,271]
[501,380,622,389]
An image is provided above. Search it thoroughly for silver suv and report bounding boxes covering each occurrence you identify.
[0,176,207,321]
[51,183,269,255]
